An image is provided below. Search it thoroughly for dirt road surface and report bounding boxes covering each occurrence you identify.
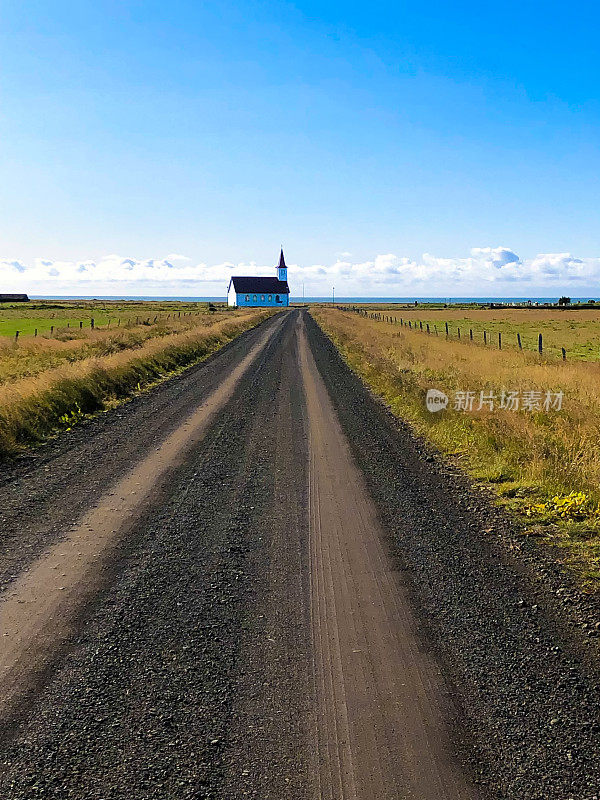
[0,309,599,799]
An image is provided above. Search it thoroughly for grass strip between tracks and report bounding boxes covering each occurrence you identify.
[311,307,600,590]
[0,309,277,459]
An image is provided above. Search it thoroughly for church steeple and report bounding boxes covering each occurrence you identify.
[277,248,287,282]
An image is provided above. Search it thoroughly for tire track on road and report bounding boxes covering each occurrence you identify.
[299,313,477,800]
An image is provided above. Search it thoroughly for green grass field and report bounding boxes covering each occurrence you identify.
[0,300,226,337]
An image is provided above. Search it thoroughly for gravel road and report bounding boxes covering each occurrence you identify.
[0,308,598,799]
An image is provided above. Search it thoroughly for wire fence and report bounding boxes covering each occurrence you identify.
[335,306,569,361]
[8,309,217,342]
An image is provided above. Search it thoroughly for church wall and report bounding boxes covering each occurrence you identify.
[234,292,289,308]
[227,283,237,307]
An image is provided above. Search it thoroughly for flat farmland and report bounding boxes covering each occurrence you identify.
[0,300,233,384]
[363,306,600,360]
[0,299,226,338]
[0,300,274,457]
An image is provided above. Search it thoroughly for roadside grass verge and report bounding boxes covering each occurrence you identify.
[0,309,276,459]
[311,307,600,589]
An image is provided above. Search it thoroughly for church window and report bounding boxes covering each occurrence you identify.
[253,295,257,301]
[268,295,272,301]
[245,295,249,301]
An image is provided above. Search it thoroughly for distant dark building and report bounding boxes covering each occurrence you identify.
[0,294,29,302]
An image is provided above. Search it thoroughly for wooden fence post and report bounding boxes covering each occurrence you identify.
[445,322,449,337]
[34,328,37,337]
[426,323,430,334]
[562,347,566,360]
[91,318,95,330]
[51,326,54,335]
[517,333,522,350]
[538,333,543,354]
[483,330,487,345]
[470,329,473,341]
[15,331,19,342]
[498,332,502,349]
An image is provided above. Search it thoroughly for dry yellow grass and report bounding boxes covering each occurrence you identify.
[312,307,600,587]
[0,309,275,458]
[0,308,247,384]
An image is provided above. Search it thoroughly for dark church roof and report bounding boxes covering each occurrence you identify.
[229,276,289,294]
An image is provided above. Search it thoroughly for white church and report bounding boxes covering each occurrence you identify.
[227,249,290,308]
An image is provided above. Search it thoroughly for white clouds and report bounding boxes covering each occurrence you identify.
[288,248,600,294]
[0,255,266,295]
[471,247,520,270]
[1,249,599,297]
[529,253,586,280]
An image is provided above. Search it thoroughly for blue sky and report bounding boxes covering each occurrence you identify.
[1,1,599,296]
